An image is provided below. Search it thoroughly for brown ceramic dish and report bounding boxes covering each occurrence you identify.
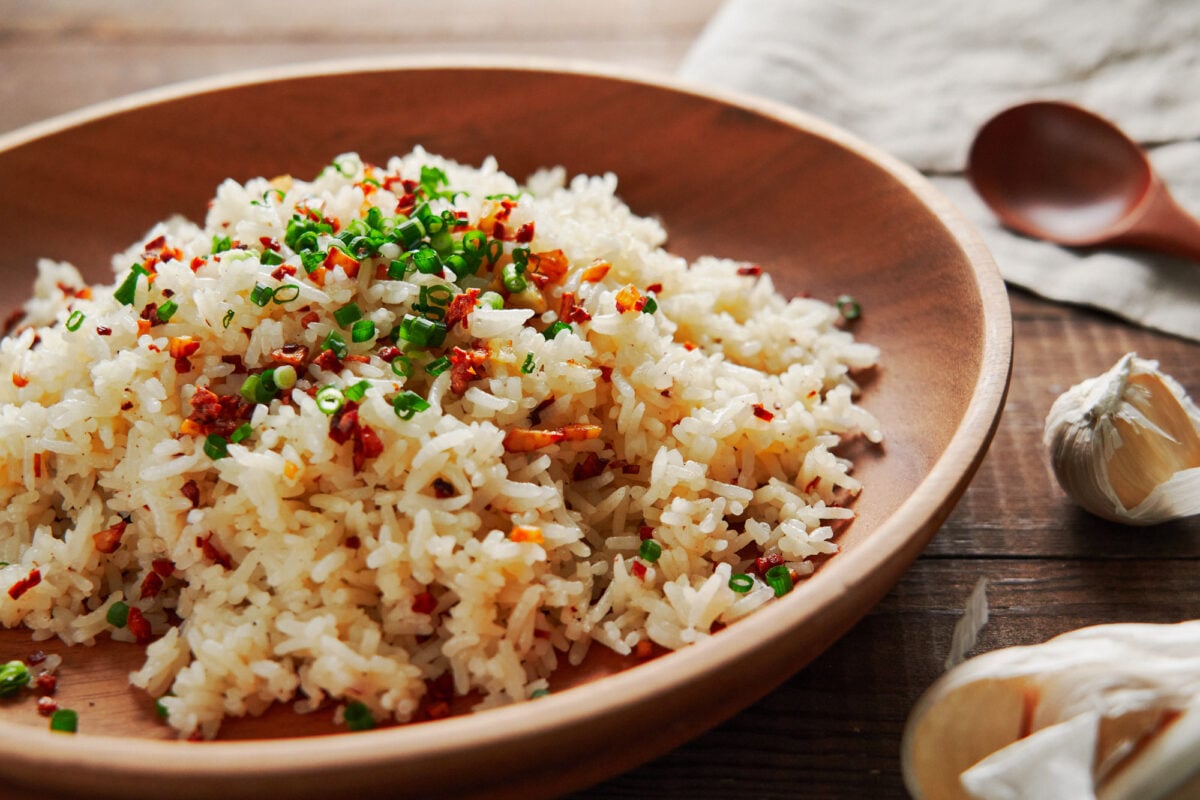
[0,58,1010,799]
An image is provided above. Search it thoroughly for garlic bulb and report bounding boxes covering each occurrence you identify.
[902,621,1200,800]
[1043,353,1200,525]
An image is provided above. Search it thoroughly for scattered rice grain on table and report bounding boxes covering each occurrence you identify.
[0,149,881,738]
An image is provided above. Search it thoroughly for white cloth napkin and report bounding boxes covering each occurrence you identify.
[679,0,1200,341]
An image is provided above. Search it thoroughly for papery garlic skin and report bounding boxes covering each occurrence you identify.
[902,621,1200,800]
[1043,353,1200,525]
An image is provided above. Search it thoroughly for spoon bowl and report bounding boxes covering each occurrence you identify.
[967,100,1200,262]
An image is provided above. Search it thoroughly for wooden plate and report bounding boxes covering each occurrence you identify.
[0,58,1011,799]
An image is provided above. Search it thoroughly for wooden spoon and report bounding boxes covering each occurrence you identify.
[967,100,1200,262]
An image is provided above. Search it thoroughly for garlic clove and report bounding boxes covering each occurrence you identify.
[1043,353,1200,525]
[902,621,1200,800]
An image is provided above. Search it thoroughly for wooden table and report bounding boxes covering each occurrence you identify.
[2,3,1197,798]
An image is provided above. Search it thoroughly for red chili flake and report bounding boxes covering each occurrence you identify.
[177,482,200,512]
[259,236,281,252]
[189,257,206,272]
[11,373,28,388]
[93,520,128,554]
[328,403,359,446]
[270,264,297,281]
[34,672,56,695]
[151,558,175,577]
[682,341,696,351]
[344,536,361,549]
[32,452,42,479]
[737,265,763,277]
[448,346,489,395]
[352,423,383,473]
[432,478,456,498]
[444,288,480,330]
[528,249,569,286]
[96,326,112,336]
[299,311,320,329]
[425,700,452,721]
[629,560,647,579]
[9,568,41,599]
[36,696,57,717]
[160,247,183,263]
[139,303,165,327]
[394,192,416,214]
[186,386,252,437]
[752,552,785,575]
[28,651,46,665]
[196,533,232,570]
[614,285,643,314]
[126,606,152,642]
[323,248,360,278]
[803,476,820,494]
[269,343,307,366]
[572,452,608,481]
[343,354,370,364]
[490,221,507,240]
[377,346,402,363]
[635,640,654,659]
[622,463,640,475]
[312,348,342,372]
[412,591,437,615]
[120,400,133,410]
[638,525,655,540]
[139,571,164,600]
[174,358,193,374]
[514,222,535,243]
[168,337,200,359]
[598,366,613,383]
[752,404,775,422]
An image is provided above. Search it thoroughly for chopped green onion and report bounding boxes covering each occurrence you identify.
[396,315,447,348]
[316,386,345,415]
[285,217,333,252]
[49,709,78,733]
[642,295,658,314]
[394,218,426,249]
[256,368,281,402]
[322,330,348,359]
[274,364,297,390]
[212,235,233,254]
[272,285,300,304]
[239,374,262,403]
[155,698,169,718]
[462,230,487,254]
[250,283,274,307]
[114,265,147,306]
[156,299,179,322]
[65,310,85,331]
[638,539,662,563]
[391,356,412,378]
[343,380,369,403]
[0,660,31,697]
[351,319,376,343]
[521,353,536,374]
[443,254,471,280]
[835,294,861,321]
[392,390,431,420]
[229,423,253,444]
[478,291,504,311]
[764,564,794,597]
[365,206,385,230]
[530,688,551,699]
[411,247,442,275]
[260,250,284,266]
[203,434,229,460]
[429,230,454,257]
[387,259,410,280]
[728,573,754,593]
[343,701,375,732]
[501,263,526,293]
[106,601,130,628]
[485,239,504,265]
[543,321,571,340]
[425,355,451,376]
[334,303,362,327]
[300,251,326,274]
[222,309,235,329]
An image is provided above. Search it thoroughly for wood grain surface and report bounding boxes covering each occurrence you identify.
[1,3,1198,799]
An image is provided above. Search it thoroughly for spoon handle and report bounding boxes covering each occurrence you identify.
[1112,182,1200,264]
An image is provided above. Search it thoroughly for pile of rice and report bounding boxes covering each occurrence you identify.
[0,149,880,738]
